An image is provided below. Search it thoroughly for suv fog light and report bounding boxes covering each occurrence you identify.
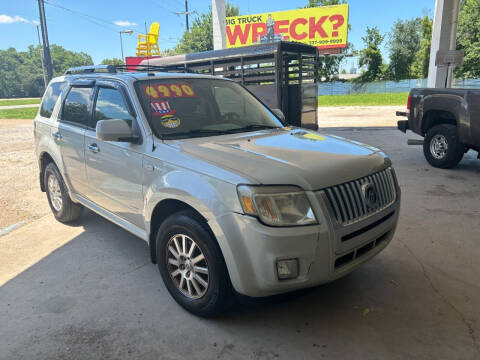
[277,259,299,280]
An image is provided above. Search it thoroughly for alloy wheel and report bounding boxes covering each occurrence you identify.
[430,134,448,159]
[47,174,63,212]
[166,234,210,299]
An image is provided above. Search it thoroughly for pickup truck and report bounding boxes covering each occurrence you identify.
[397,88,480,168]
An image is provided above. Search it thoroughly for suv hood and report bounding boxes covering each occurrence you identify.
[173,128,390,190]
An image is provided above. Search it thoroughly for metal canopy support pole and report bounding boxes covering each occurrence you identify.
[427,0,461,88]
[37,0,53,83]
[212,0,226,50]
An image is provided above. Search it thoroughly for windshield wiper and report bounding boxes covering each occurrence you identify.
[162,129,229,139]
[223,124,281,133]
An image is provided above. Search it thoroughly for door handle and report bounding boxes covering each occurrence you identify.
[88,143,100,153]
[52,132,63,141]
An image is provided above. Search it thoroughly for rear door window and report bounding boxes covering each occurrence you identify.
[61,87,94,127]
[39,82,66,118]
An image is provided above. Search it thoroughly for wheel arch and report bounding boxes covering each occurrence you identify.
[39,151,56,192]
[421,110,457,135]
[148,198,213,264]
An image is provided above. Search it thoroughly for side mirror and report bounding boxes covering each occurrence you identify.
[272,108,285,122]
[96,119,137,143]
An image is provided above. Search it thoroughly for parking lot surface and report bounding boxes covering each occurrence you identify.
[1,126,479,360]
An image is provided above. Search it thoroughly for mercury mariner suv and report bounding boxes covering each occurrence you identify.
[35,65,401,316]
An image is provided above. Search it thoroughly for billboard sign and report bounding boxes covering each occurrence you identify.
[226,4,349,52]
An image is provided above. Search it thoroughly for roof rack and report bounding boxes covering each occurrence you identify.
[64,64,188,75]
[64,65,117,75]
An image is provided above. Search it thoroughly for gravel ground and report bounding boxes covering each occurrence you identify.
[0,119,49,229]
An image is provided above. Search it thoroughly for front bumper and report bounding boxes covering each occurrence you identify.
[209,187,401,297]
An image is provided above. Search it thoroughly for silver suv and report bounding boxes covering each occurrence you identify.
[35,66,401,316]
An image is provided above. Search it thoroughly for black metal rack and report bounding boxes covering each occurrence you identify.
[143,42,319,130]
[64,64,187,75]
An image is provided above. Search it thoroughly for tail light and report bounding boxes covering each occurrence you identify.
[407,95,412,110]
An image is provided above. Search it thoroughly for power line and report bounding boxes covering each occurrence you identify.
[173,0,197,31]
[43,0,182,56]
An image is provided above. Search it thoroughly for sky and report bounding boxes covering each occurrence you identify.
[1,0,435,70]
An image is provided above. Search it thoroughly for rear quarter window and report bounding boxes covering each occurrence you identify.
[39,82,66,118]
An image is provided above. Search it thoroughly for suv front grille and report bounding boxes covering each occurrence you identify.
[321,168,397,226]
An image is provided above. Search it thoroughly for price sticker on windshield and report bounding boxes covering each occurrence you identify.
[143,83,196,99]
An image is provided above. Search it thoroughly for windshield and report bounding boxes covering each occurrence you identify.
[135,78,283,139]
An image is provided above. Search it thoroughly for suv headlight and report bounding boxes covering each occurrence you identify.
[237,185,317,226]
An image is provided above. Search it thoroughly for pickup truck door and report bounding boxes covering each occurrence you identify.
[466,90,480,146]
[84,82,145,228]
[52,84,95,196]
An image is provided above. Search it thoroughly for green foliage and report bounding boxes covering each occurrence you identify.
[305,0,349,82]
[173,3,239,54]
[411,16,432,79]
[100,58,124,66]
[387,18,422,81]
[50,45,93,77]
[456,0,480,79]
[317,92,408,107]
[355,27,384,83]
[0,45,92,98]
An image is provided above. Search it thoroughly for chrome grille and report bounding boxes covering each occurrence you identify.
[320,168,397,226]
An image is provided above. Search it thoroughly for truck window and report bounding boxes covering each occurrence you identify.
[93,87,135,129]
[39,82,66,118]
[61,87,94,127]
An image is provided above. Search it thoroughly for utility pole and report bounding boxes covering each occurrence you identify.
[185,0,189,31]
[35,25,47,88]
[37,0,53,83]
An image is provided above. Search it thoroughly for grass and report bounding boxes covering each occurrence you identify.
[0,98,41,106]
[0,107,38,119]
[318,92,409,107]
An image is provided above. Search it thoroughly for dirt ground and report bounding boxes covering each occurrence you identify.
[318,105,402,127]
[0,119,49,229]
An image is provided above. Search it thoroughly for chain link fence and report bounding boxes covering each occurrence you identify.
[318,78,480,96]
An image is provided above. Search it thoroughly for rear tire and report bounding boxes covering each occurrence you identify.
[423,124,464,169]
[156,210,232,317]
[44,162,83,223]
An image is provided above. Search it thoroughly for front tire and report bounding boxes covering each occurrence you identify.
[44,162,83,223]
[156,210,232,317]
[423,124,464,169]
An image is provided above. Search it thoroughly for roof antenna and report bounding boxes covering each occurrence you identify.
[145,21,157,151]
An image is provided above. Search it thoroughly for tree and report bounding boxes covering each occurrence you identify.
[50,45,93,77]
[387,18,422,81]
[174,3,239,54]
[356,26,384,83]
[411,16,432,79]
[456,0,480,79]
[305,0,350,82]
[101,58,124,66]
[0,45,93,98]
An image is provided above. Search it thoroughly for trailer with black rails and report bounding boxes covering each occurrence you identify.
[132,41,319,130]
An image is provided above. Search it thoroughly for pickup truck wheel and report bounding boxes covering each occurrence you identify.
[44,162,83,223]
[156,210,232,317]
[423,124,464,169]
